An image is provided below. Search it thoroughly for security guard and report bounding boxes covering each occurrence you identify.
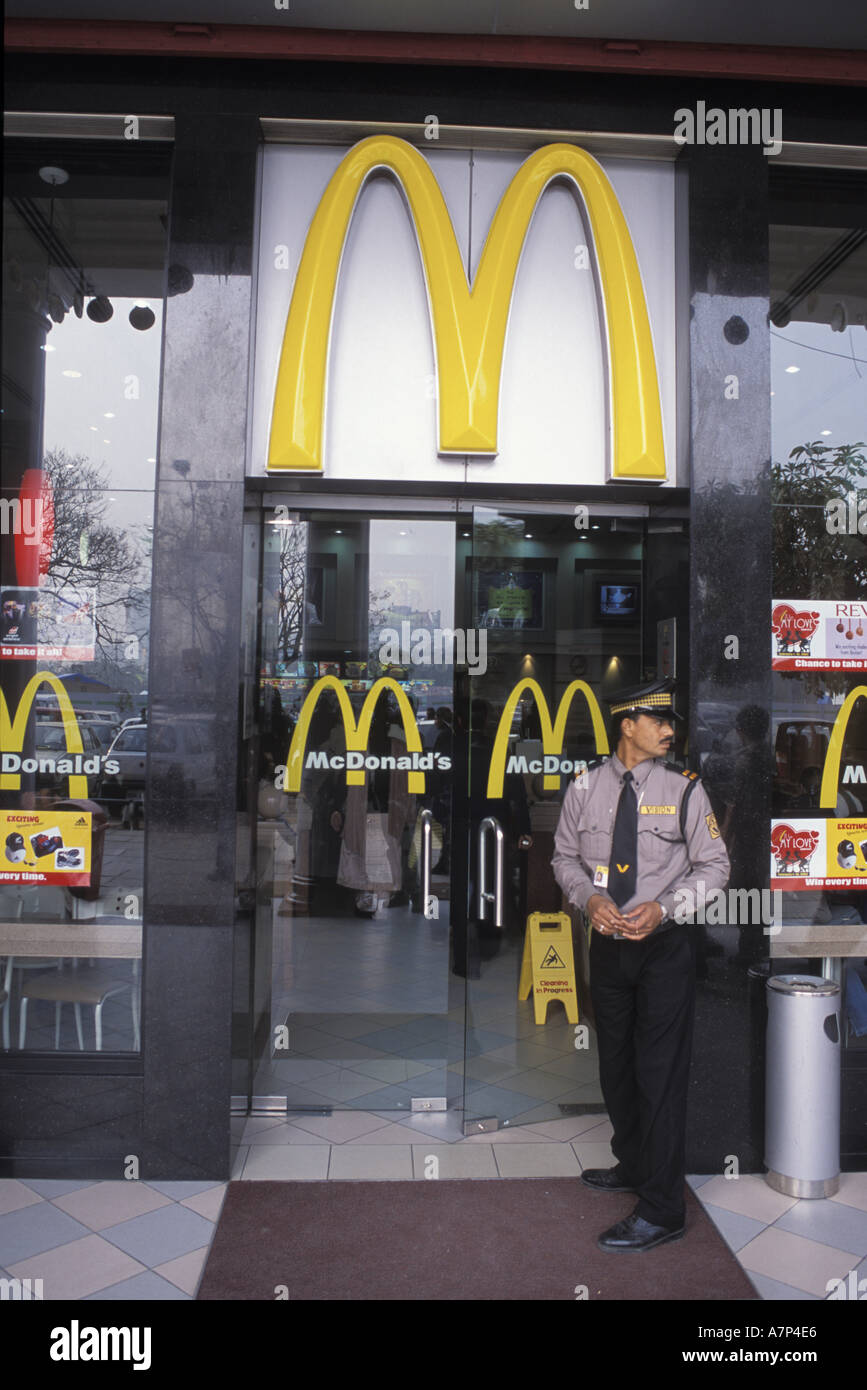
[552,680,730,1252]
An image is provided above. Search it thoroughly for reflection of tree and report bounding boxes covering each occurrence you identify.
[367,585,395,675]
[772,440,867,599]
[277,523,307,661]
[473,516,525,556]
[147,477,236,686]
[43,448,147,663]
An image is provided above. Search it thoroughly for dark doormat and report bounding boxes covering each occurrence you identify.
[197,1180,759,1301]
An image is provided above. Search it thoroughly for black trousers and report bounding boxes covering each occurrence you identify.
[589,921,696,1228]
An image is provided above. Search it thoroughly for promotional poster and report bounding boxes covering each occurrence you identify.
[772,599,867,670]
[770,817,867,891]
[1,808,93,887]
[0,584,97,662]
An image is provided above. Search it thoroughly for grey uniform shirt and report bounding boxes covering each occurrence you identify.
[552,752,730,928]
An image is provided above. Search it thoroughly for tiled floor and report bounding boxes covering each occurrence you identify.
[0,1178,223,1300]
[3,1113,865,1300]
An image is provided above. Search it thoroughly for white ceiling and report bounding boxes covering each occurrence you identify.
[6,0,867,51]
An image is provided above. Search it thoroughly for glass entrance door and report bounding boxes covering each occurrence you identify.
[239,499,688,1128]
[458,503,686,1129]
[246,508,464,1115]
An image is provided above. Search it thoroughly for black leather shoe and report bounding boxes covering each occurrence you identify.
[580,1166,636,1193]
[597,1211,685,1252]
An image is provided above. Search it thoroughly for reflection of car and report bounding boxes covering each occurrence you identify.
[148,718,216,805]
[81,720,119,753]
[74,708,120,729]
[33,705,119,749]
[774,719,833,794]
[98,718,216,813]
[773,710,866,814]
[34,721,104,797]
[98,723,148,810]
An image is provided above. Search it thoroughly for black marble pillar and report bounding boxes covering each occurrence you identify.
[680,145,773,1175]
[141,113,259,1177]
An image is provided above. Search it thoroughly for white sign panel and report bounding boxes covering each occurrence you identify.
[250,141,676,487]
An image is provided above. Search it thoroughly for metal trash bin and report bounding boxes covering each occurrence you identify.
[765,974,840,1198]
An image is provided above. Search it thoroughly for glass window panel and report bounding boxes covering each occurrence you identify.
[769,167,867,972]
[1,138,170,1054]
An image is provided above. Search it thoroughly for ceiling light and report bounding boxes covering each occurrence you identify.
[40,344,56,352]
[86,296,113,323]
[785,365,799,374]
[821,430,832,436]
[103,412,115,419]
[129,305,156,331]
[62,369,82,378]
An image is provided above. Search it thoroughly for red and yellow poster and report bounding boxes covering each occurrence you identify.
[770,818,867,891]
[772,599,867,670]
[1,809,92,887]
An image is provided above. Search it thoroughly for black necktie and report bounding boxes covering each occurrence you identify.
[609,770,637,906]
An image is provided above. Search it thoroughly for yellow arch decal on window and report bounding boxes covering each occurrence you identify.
[286,675,425,793]
[268,135,665,481]
[486,679,610,799]
[0,672,88,799]
[820,684,867,809]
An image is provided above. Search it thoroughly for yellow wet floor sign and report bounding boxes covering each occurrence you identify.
[518,912,579,1024]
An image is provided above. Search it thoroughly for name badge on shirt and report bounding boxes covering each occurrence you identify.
[593,865,609,888]
[640,805,676,815]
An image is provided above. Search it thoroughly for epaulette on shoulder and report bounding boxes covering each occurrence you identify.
[574,755,608,778]
[659,758,699,781]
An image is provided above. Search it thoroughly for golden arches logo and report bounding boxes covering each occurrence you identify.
[0,672,88,798]
[286,675,425,793]
[268,135,665,481]
[486,679,609,799]
[820,684,867,808]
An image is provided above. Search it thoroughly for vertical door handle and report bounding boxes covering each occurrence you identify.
[419,808,433,912]
[477,817,505,928]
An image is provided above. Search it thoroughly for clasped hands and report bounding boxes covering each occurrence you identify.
[587,894,663,941]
